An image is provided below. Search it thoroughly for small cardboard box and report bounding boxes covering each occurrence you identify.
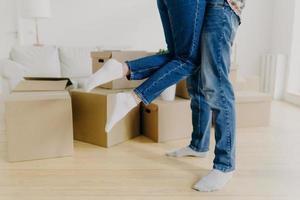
[176,79,190,99]
[5,77,74,162]
[141,97,192,143]
[236,91,272,128]
[71,88,140,147]
[91,51,153,89]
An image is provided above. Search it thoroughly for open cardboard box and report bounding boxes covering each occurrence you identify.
[91,51,154,89]
[5,77,74,162]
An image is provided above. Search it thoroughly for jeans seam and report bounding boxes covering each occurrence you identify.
[213,7,233,170]
[134,89,150,105]
[213,165,235,173]
[194,70,202,149]
[188,0,200,59]
[134,65,161,74]
[142,61,186,97]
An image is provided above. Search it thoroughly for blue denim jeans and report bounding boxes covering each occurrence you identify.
[187,0,240,172]
[126,0,206,105]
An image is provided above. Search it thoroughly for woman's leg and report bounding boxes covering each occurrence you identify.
[134,0,207,104]
[125,0,176,80]
[106,0,206,131]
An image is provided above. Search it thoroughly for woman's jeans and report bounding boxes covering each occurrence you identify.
[187,0,240,172]
[126,0,206,105]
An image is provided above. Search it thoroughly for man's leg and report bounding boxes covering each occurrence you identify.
[166,70,211,158]
[125,0,176,80]
[192,0,240,192]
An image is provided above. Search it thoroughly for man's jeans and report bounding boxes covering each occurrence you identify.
[187,0,240,172]
[126,0,206,105]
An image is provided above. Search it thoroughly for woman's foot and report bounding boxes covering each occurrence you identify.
[166,146,208,157]
[81,59,124,92]
[193,169,234,192]
[105,92,141,132]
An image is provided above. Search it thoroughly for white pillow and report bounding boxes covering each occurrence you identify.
[59,47,96,78]
[10,46,61,77]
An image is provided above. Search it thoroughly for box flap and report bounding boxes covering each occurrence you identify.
[14,77,73,92]
[112,51,148,63]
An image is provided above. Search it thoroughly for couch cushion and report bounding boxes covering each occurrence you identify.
[10,46,61,77]
[0,59,27,92]
[59,47,96,78]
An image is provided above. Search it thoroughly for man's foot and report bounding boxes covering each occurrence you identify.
[166,146,208,157]
[81,59,124,92]
[193,169,234,192]
[105,92,140,132]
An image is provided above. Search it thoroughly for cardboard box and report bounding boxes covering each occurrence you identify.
[236,91,272,128]
[91,51,154,89]
[5,78,74,162]
[71,88,140,147]
[141,97,192,142]
[176,79,190,99]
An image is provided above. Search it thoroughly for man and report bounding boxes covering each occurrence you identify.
[166,0,246,192]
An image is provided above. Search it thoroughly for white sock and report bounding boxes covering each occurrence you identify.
[81,59,124,92]
[193,169,234,192]
[166,146,208,157]
[105,92,140,132]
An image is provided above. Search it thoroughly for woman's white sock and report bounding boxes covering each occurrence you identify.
[166,146,208,157]
[82,59,124,92]
[193,169,234,192]
[105,92,140,132]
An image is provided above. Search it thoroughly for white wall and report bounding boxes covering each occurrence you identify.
[0,0,18,59]
[19,0,165,51]
[18,0,276,78]
[235,0,274,77]
[285,0,299,93]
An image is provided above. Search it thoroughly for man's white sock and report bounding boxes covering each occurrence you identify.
[193,169,234,192]
[82,59,124,92]
[105,92,140,132]
[166,146,208,157]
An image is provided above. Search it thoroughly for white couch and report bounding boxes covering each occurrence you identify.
[0,45,99,133]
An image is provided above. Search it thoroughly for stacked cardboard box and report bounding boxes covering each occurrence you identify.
[236,91,272,127]
[5,78,74,162]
